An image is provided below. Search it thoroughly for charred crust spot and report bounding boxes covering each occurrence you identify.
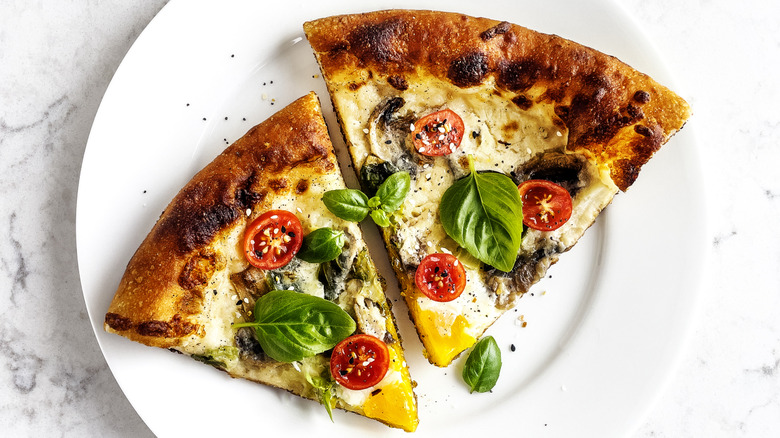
[295,179,310,195]
[634,124,653,137]
[387,75,408,91]
[554,105,570,119]
[480,21,511,41]
[236,171,263,209]
[512,94,533,110]
[105,313,132,331]
[179,203,239,254]
[236,188,263,210]
[136,314,197,338]
[626,104,643,119]
[633,90,651,104]
[497,59,547,92]
[448,51,489,88]
[178,250,218,290]
[348,82,363,91]
[348,19,405,66]
[331,41,349,53]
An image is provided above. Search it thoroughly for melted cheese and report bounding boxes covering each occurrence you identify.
[172,159,417,426]
[330,74,618,366]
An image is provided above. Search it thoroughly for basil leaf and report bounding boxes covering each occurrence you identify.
[323,189,369,222]
[462,336,502,393]
[234,290,355,362]
[376,171,411,213]
[370,209,391,227]
[297,228,345,264]
[439,159,523,272]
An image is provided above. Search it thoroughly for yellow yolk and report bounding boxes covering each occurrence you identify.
[362,344,418,432]
[416,308,476,367]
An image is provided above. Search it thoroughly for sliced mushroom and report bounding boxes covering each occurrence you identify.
[367,97,419,176]
[513,151,590,196]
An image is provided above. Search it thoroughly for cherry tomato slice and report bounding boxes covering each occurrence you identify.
[415,253,467,302]
[411,109,465,156]
[243,210,303,270]
[518,180,573,231]
[330,334,390,390]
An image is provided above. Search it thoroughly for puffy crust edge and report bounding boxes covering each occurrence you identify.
[304,9,692,191]
[103,92,336,348]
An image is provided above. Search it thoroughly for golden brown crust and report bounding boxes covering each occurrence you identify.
[104,92,335,347]
[304,10,691,190]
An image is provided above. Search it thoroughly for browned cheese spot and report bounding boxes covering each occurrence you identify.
[296,179,310,195]
[387,75,409,91]
[512,95,533,110]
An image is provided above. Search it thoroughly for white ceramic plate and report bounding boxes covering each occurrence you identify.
[77,0,705,436]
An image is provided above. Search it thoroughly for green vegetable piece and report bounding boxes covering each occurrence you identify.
[462,336,502,393]
[191,346,239,369]
[352,249,374,282]
[360,160,400,196]
[323,189,369,222]
[297,228,346,264]
[305,370,336,422]
[376,171,411,213]
[370,209,391,227]
[233,290,356,363]
[439,157,523,272]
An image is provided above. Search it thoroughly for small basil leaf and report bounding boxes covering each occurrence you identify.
[234,290,356,362]
[376,171,411,213]
[297,228,345,264]
[368,196,382,209]
[462,336,502,393]
[439,159,523,272]
[370,208,391,227]
[323,189,370,222]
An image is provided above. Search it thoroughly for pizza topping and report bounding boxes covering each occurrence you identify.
[323,171,410,227]
[297,228,346,264]
[439,156,523,272]
[232,290,356,363]
[411,109,464,156]
[517,180,573,231]
[462,335,502,393]
[330,334,390,390]
[360,157,400,197]
[244,210,303,270]
[415,253,467,302]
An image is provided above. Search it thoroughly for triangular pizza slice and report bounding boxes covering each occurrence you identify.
[304,10,691,366]
[104,93,418,431]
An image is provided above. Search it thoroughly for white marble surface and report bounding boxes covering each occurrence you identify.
[1,0,778,436]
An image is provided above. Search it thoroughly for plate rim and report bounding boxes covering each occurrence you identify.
[76,0,707,436]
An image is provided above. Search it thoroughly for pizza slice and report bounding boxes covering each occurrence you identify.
[103,92,418,431]
[304,10,691,367]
